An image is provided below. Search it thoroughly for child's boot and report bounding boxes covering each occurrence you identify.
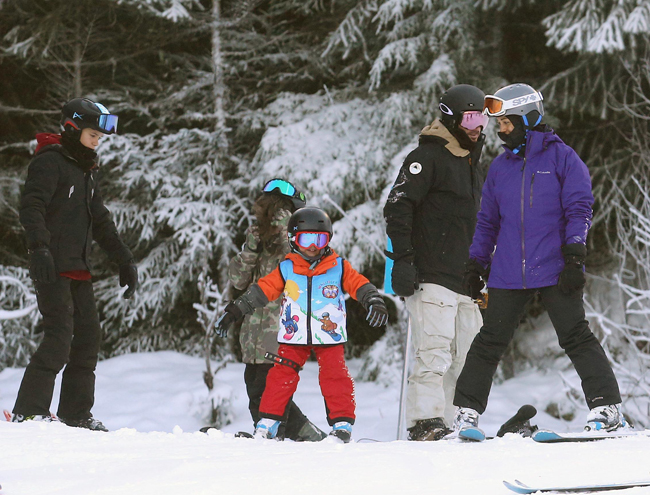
[254,418,281,439]
[328,421,352,443]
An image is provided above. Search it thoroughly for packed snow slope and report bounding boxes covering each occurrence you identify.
[1,351,649,495]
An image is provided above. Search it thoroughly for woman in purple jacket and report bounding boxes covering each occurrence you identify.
[451,84,626,437]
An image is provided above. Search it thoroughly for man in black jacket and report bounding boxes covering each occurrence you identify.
[11,98,138,431]
[384,85,487,440]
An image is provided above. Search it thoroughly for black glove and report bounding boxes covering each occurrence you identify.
[364,296,389,328]
[119,261,138,299]
[463,259,488,300]
[215,302,243,338]
[389,252,418,298]
[29,247,56,284]
[558,244,587,295]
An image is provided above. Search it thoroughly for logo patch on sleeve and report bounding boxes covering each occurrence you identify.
[409,162,422,175]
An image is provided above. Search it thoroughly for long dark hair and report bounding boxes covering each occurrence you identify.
[253,193,295,245]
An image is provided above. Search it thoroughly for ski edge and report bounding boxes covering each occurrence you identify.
[504,479,650,494]
[503,480,536,494]
[532,429,649,443]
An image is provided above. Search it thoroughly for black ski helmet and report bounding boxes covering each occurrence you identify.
[288,207,333,253]
[439,84,486,129]
[61,98,119,135]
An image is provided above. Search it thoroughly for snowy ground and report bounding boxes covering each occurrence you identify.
[1,351,650,495]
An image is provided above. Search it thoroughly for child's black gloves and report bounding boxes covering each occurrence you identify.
[366,298,389,327]
[215,302,243,338]
[357,283,389,327]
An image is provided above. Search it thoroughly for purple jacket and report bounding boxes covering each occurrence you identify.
[470,129,593,289]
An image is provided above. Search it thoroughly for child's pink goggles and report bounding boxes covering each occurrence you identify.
[295,232,330,249]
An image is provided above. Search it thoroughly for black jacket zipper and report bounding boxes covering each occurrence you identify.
[306,276,313,345]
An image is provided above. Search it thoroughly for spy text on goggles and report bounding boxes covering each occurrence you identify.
[263,178,306,204]
[483,91,544,117]
[295,232,330,250]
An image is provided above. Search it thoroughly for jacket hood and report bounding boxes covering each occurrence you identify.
[419,118,470,158]
[35,133,62,154]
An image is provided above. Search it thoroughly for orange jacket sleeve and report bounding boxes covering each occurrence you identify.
[257,266,286,301]
[341,259,370,300]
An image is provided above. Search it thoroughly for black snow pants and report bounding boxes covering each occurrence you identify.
[454,285,621,414]
[13,276,102,420]
[244,363,308,438]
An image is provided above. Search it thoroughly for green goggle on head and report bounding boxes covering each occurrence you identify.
[262,178,306,209]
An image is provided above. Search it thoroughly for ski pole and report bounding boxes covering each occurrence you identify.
[396,314,411,440]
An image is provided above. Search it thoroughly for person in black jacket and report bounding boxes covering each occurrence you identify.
[11,98,138,431]
[384,85,487,441]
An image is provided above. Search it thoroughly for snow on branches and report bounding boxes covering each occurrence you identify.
[0,267,40,370]
[544,0,650,54]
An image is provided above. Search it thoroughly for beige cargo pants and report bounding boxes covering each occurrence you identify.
[405,283,482,429]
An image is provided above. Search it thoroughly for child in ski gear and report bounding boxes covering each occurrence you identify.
[12,98,138,432]
[384,84,487,441]
[216,206,388,443]
[227,179,325,441]
[453,84,626,435]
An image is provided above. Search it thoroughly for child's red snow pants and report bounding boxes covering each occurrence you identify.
[259,343,355,425]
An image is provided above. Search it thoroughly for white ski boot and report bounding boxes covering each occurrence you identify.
[585,403,629,432]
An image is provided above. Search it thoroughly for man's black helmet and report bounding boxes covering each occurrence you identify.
[439,84,485,129]
[288,207,333,252]
[61,98,118,135]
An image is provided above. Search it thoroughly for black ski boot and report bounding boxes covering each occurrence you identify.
[290,419,327,442]
[408,417,452,441]
[60,417,109,432]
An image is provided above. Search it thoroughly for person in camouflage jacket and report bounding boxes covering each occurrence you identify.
[228,180,325,441]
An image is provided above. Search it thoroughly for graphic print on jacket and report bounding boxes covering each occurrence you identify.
[278,258,347,345]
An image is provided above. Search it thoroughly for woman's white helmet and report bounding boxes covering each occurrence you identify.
[483,83,544,129]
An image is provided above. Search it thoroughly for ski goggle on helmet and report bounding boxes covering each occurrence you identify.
[294,232,330,250]
[459,111,489,130]
[263,178,306,207]
[483,89,544,117]
[61,98,118,134]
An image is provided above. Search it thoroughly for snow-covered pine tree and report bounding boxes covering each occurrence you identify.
[247,0,500,372]
[87,0,339,355]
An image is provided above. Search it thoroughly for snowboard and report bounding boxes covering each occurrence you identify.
[504,478,650,494]
[532,429,650,443]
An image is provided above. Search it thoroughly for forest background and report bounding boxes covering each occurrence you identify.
[1,0,649,427]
